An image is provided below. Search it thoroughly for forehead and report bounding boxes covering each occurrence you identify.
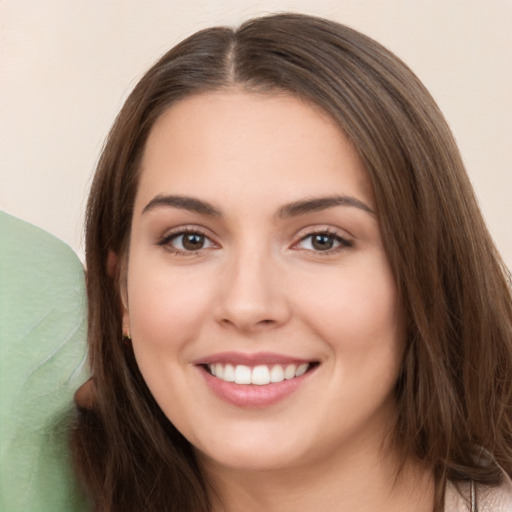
[135,90,373,213]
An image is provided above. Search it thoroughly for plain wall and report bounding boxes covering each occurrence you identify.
[1,0,511,266]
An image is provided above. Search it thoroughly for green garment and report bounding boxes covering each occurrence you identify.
[0,212,90,511]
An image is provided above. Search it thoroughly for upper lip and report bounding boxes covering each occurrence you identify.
[193,351,316,366]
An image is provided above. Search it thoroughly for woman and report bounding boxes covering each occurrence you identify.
[73,13,512,512]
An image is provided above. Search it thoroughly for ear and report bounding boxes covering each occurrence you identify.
[107,251,130,338]
[122,307,131,338]
[108,249,131,335]
[106,249,118,277]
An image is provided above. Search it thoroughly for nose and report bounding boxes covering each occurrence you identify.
[213,249,291,332]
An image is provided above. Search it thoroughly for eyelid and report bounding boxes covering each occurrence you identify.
[291,225,354,253]
[157,225,219,253]
[155,224,353,256]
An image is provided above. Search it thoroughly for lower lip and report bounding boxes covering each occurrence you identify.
[199,367,315,407]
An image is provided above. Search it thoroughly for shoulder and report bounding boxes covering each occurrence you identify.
[445,474,512,511]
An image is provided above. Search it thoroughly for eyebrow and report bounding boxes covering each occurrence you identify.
[142,193,374,218]
[278,195,375,217]
[142,194,222,216]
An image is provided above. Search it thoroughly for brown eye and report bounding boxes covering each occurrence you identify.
[295,232,353,253]
[311,234,336,251]
[182,233,206,250]
[162,231,214,253]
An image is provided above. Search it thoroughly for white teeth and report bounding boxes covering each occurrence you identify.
[234,365,252,384]
[223,363,235,382]
[270,365,285,383]
[207,363,311,385]
[252,365,271,385]
[214,363,224,380]
[296,363,309,377]
[284,364,296,380]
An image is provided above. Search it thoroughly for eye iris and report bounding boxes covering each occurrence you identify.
[182,233,205,250]
[312,234,334,251]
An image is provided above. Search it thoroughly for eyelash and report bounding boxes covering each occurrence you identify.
[157,228,215,256]
[157,228,353,256]
[293,229,353,255]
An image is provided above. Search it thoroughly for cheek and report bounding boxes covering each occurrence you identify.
[124,260,218,419]
[297,261,402,346]
[125,260,216,356]
[294,256,405,401]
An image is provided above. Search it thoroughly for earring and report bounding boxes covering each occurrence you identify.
[122,331,132,343]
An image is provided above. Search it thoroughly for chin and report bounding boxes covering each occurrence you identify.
[193,426,311,473]
[199,446,303,473]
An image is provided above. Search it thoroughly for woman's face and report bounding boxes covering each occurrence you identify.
[123,91,405,472]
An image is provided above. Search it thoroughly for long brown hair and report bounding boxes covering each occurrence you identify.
[73,13,512,511]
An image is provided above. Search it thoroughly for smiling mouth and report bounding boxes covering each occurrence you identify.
[204,362,318,385]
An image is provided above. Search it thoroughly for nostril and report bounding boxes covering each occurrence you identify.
[219,317,276,328]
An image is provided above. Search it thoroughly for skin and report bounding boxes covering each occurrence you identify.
[122,90,434,511]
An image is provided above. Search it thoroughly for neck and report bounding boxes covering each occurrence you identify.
[201,440,435,512]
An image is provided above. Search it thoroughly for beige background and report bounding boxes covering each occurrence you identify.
[1,0,511,266]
